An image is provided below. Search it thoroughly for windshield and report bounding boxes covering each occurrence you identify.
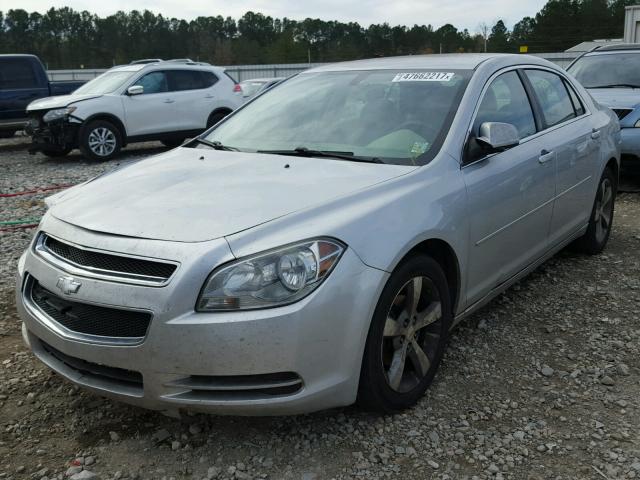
[568,52,640,88]
[203,69,471,165]
[74,70,137,95]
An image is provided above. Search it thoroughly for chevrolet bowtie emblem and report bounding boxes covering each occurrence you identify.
[56,276,82,295]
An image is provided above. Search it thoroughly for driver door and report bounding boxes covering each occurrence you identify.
[462,70,556,305]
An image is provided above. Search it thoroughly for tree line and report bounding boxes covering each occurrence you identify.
[0,0,635,69]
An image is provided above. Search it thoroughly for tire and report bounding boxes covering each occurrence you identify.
[79,120,122,161]
[0,129,16,139]
[357,254,453,413]
[161,138,185,148]
[572,167,617,254]
[42,147,72,158]
[207,111,230,128]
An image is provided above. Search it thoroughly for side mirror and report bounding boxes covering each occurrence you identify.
[127,85,144,96]
[476,122,520,151]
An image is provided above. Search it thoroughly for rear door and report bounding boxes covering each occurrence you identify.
[0,57,48,123]
[523,69,599,245]
[166,70,215,130]
[462,69,556,304]
[123,70,178,136]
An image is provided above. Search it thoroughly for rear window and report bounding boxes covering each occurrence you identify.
[167,70,206,91]
[0,58,39,89]
[201,71,218,88]
[525,69,576,128]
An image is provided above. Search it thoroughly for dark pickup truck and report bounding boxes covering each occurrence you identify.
[0,54,84,137]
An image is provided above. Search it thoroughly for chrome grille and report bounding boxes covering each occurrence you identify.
[36,233,178,286]
[29,277,152,340]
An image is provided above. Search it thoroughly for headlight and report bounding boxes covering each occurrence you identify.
[42,106,76,123]
[197,238,345,311]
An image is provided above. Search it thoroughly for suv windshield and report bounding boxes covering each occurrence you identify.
[203,69,471,165]
[74,70,137,95]
[568,52,640,88]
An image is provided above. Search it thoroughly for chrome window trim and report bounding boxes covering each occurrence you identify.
[34,233,179,287]
[22,274,150,346]
[460,64,592,169]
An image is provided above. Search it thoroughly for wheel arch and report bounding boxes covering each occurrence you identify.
[207,107,233,126]
[605,157,619,186]
[81,113,127,146]
[397,238,462,314]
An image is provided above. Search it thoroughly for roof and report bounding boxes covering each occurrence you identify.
[306,53,549,73]
[566,40,623,52]
[590,42,640,52]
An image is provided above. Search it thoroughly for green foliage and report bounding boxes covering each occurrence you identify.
[0,1,635,68]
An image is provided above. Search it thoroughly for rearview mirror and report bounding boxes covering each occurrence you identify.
[127,85,144,96]
[476,122,519,151]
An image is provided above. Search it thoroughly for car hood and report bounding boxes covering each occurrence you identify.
[49,148,414,242]
[587,88,640,109]
[27,94,102,111]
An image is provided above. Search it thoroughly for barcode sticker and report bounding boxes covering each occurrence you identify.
[392,72,455,82]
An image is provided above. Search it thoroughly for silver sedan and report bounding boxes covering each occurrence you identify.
[16,54,620,415]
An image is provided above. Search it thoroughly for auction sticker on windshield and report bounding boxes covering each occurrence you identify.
[392,72,455,82]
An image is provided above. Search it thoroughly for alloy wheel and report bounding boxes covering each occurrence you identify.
[593,177,614,244]
[88,127,117,157]
[381,276,443,393]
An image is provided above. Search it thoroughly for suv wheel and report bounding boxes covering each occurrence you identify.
[358,254,452,412]
[572,167,617,254]
[207,111,229,128]
[80,120,122,161]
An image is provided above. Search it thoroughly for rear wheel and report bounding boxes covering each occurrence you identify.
[358,255,452,413]
[207,111,230,128]
[572,167,616,254]
[79,120,122,161]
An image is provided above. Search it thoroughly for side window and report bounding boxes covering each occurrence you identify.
[0,58,39,89]
[564,80,585,116]
[474,71,537,140]
[136,71,168,94]
[200,71,219,88]
[525,70,576,127]
[167,70,206,91]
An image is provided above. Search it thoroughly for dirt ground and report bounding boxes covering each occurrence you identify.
[1,136,640,480]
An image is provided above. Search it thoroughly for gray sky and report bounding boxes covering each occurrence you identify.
[5,0,548,32]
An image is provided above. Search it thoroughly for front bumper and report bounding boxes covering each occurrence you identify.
[16,215,387,415]
[25,113,79,153]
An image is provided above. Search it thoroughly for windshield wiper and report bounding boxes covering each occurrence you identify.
[192,138,239,151]
[589,83,640,89]
[258,146,384,164]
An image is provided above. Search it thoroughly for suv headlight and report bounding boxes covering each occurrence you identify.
[42,106,76,123]
[197,238,345,311]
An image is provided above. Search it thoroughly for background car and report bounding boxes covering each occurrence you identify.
[568,43,640,173]
[24,59,243,160]
[0,54,84,138]
[239,77,285,99]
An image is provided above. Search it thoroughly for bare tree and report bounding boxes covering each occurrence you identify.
[478,22,489,53]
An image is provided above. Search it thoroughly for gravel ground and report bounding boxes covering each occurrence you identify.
[1,135,640,480]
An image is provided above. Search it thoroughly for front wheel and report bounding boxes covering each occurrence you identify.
[79,120,122,161]
[358,254,452,413]
[572,167,617,254]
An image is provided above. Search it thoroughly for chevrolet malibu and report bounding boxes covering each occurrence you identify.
[16,54,620,415]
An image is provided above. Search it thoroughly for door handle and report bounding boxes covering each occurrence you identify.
[204,94,215,99]
[538,149,555,164]
[163,99,175,104]
[591,129,601,140]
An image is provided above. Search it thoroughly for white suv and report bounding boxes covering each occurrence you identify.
[25,60,243,160]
